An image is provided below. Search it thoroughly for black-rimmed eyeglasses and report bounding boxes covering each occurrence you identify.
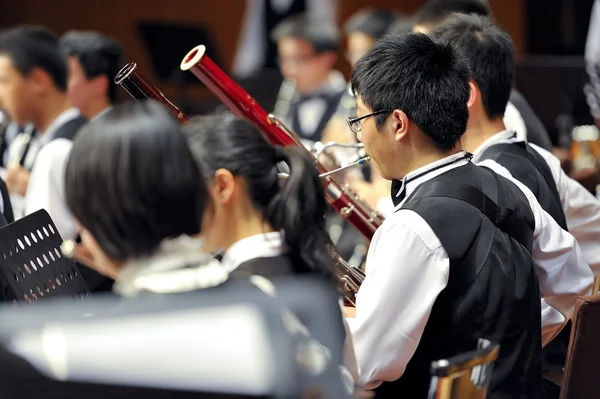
[346,110,390,134]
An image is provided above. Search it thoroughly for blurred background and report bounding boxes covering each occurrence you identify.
[1,0,596,144]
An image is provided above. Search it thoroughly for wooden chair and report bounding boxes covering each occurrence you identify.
[427,339,500,399]
[557,295,600,399]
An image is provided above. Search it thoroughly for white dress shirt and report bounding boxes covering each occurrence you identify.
[24,138,77,240]
[221,231,287,273]
[347,152,593,389]
[23,107,113,240]
[472,130,600,275]
[8,108,81,221]
[6,107,80,171]
[503,101,528,142]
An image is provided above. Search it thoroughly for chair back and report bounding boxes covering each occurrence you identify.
[427,339,500,399]
[0,277,349,398]
[560,295,600,399]
[0,210,89,302]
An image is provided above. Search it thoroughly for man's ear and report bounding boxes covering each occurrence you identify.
[467,80,478,110]
[91,75,109,99]
[27,67,53,93]
[392,109,409,142]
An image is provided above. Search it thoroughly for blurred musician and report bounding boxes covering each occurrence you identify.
[344,33,591,398]
[271,14,346,146]
[60,31,123,121]
[432,14,600,396]
[412,0,554,152]
[233,0,338,79]
[0,26,86,184]
[21,31,125,245]
[0,26,86,223]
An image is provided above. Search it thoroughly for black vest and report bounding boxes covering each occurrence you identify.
[479,140,567,230]
[479,140,571,373]
[229,253,313,279]
[375,163,542,399]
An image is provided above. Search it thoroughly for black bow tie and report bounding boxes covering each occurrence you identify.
[296,92,331,104]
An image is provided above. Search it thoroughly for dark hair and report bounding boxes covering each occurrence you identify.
[65,100,207,261]
[351,32,471,151]
[0,26,67,91]
[415,0,490,28]
[182,113,335,282]
[343,8,399,40]
[431,14,514,119]
[272,14,340,53]
[60,31,124,103]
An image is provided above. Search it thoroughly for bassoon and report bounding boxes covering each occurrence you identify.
[178,45,384,238]
[113,57,378,305]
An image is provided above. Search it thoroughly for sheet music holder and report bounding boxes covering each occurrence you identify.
[137,21,223,86]
[0,209,90,303]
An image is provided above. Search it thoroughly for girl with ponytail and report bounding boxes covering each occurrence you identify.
[182,113,336,284]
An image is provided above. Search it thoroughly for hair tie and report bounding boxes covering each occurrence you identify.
[272,145,286,163]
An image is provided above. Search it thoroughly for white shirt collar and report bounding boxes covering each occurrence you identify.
[393,151,471,211]
[221,231,286,273]
[114,235,227,297]
[471,130,521,163]
[39,107,81,145]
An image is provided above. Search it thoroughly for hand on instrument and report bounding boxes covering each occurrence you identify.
[5,166,30,196]
[343,306,356,318]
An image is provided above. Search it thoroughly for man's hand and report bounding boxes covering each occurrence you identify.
[6,166,30,196]
[343,306,356,318]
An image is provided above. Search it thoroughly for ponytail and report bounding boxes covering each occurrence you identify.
[182,113,335,283]
[265,146,335,282]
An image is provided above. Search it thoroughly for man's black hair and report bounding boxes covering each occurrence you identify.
[343,9,399,40]
[0,26,67,91]
[415,0,490,28]
[271,14,340,53]
[431,13,514,119]
[351,32,470,151]
[60,31,124,103]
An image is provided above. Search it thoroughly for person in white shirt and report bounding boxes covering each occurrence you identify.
[271,15,347,144]
[344,32,592,399]
[432,13,600,276]
[233,0,338,79]
[431,15,600,397]
[0,26,86,221]
[24,31,124,242]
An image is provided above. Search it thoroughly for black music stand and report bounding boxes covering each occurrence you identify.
[0,209,89,303]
